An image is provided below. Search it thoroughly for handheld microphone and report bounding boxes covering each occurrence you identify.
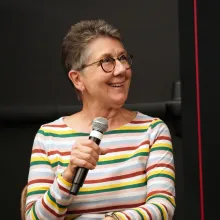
[70,117,108,195]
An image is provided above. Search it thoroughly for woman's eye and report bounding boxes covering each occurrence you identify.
[102,57,114,63]
[119,55,127,61]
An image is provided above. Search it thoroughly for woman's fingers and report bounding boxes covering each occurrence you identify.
[69,139,109,171]
[70,156,96,170]
[63,139,109,182]
[71,150,97,167]
[74,143,99,161]
[100,147,110,155]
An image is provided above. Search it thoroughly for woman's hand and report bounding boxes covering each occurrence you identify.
[103,217,115,220]
[62,139,108,182]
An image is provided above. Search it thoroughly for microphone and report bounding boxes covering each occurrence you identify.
[70,117,108,195]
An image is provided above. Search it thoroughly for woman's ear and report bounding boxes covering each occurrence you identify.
[68,70,85,92]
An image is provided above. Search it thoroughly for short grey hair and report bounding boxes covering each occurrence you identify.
[61,19,123,101]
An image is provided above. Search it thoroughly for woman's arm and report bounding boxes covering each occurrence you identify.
[111,119,176,220]
[25,130,73,220]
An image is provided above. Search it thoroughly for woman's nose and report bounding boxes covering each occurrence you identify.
[113,60,126,76]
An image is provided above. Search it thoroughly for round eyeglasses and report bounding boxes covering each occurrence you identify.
[80,54,133,73]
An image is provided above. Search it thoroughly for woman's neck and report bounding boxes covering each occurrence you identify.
[79,102,135,131]
[64,102,136,133]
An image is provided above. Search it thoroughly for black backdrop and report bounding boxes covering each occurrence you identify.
[0,0,179,105]
[0,1,185,219]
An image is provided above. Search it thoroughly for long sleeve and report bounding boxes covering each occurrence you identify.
[113,119,176,220]
[25,130,73,220]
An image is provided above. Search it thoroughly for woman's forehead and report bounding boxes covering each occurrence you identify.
[87,37,126,59]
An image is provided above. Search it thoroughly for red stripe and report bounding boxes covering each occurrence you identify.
[48,150,71,156]
[28,179,53,185]
[147,190,174,197]
[146,163,174,172]
[155,136,171,141]
[153,136,171,144]
[67,202,145,214]
[42,198,65,218]
[130,120,153,124]
[57,182,70,193]
[84,170,146,184]
[121,211,131,220]
[42,124,67,128]
[32,149,47,154]
[163,204,168,212]
[141,207,152,220]
[193,0,204,220]
[108,140,150,153]
[25,202,34,213]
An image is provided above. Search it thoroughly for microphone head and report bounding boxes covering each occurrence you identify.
[92,117,108,133]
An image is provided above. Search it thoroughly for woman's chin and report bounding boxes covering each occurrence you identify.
[107,96,127,108]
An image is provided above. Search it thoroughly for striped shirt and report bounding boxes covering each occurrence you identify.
[26,111,176,220]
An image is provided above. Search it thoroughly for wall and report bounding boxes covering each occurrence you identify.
[0,1,182,219]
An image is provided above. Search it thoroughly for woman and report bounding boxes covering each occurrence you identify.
[26,19,175,220]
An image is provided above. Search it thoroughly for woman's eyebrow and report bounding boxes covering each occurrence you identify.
[98,53,112,59]
[98,51,127,59]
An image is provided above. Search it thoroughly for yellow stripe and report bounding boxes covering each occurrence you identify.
[148,170,175,178]
[80,176,146,192]
[116,125,149,130]
[99,148,149,161]
[31,156,50,162]
[115,212,127,220]
[40,128,77,134]
[65,214,80,220]
[40,125,150,134]
[147,194,176,207]
[152,202,167,220]
[31,156,69,165]
[152,143,172,149]
[57,173,72,187]
[151,119,162,125]
[28,186,49,193]
[31,209,36,220]
[167,195,176,206]
[33,147,148,164]
[133,208,147,220]
[50,157,69,164]
[45,193,65,213]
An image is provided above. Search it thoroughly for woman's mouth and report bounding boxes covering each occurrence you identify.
[108,82,125,87]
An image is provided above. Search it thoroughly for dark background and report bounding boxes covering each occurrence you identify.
[2,0,215,219]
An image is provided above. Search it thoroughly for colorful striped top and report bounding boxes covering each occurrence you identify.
[26,111,176,220]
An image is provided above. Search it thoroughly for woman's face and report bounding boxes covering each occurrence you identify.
[80,37,132,108]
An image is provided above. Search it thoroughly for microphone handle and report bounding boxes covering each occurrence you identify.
[70,135,101,195]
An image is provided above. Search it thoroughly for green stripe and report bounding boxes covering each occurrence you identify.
[27,208,31,215]
[51,161,68,168]
[33,203,39,220]
[30,161,50,166]
[38,128,148,138]
[134,209,144,220]
[151,203,165,220]
[47,190,66,208]
[150,120,163,129]
[31,152,149,167]
[38,130,88,137]
[148,173,175,182]
[97,152,148,165]
[147,195,175,207]
[105,128,148,134]
[30,160,68,168]
[150,146,173,153]
[78,181,147,195]
[27,190,47,197]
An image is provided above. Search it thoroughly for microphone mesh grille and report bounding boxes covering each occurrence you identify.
[92,117,108,133]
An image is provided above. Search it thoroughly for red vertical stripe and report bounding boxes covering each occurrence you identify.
[193,0,204,220]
